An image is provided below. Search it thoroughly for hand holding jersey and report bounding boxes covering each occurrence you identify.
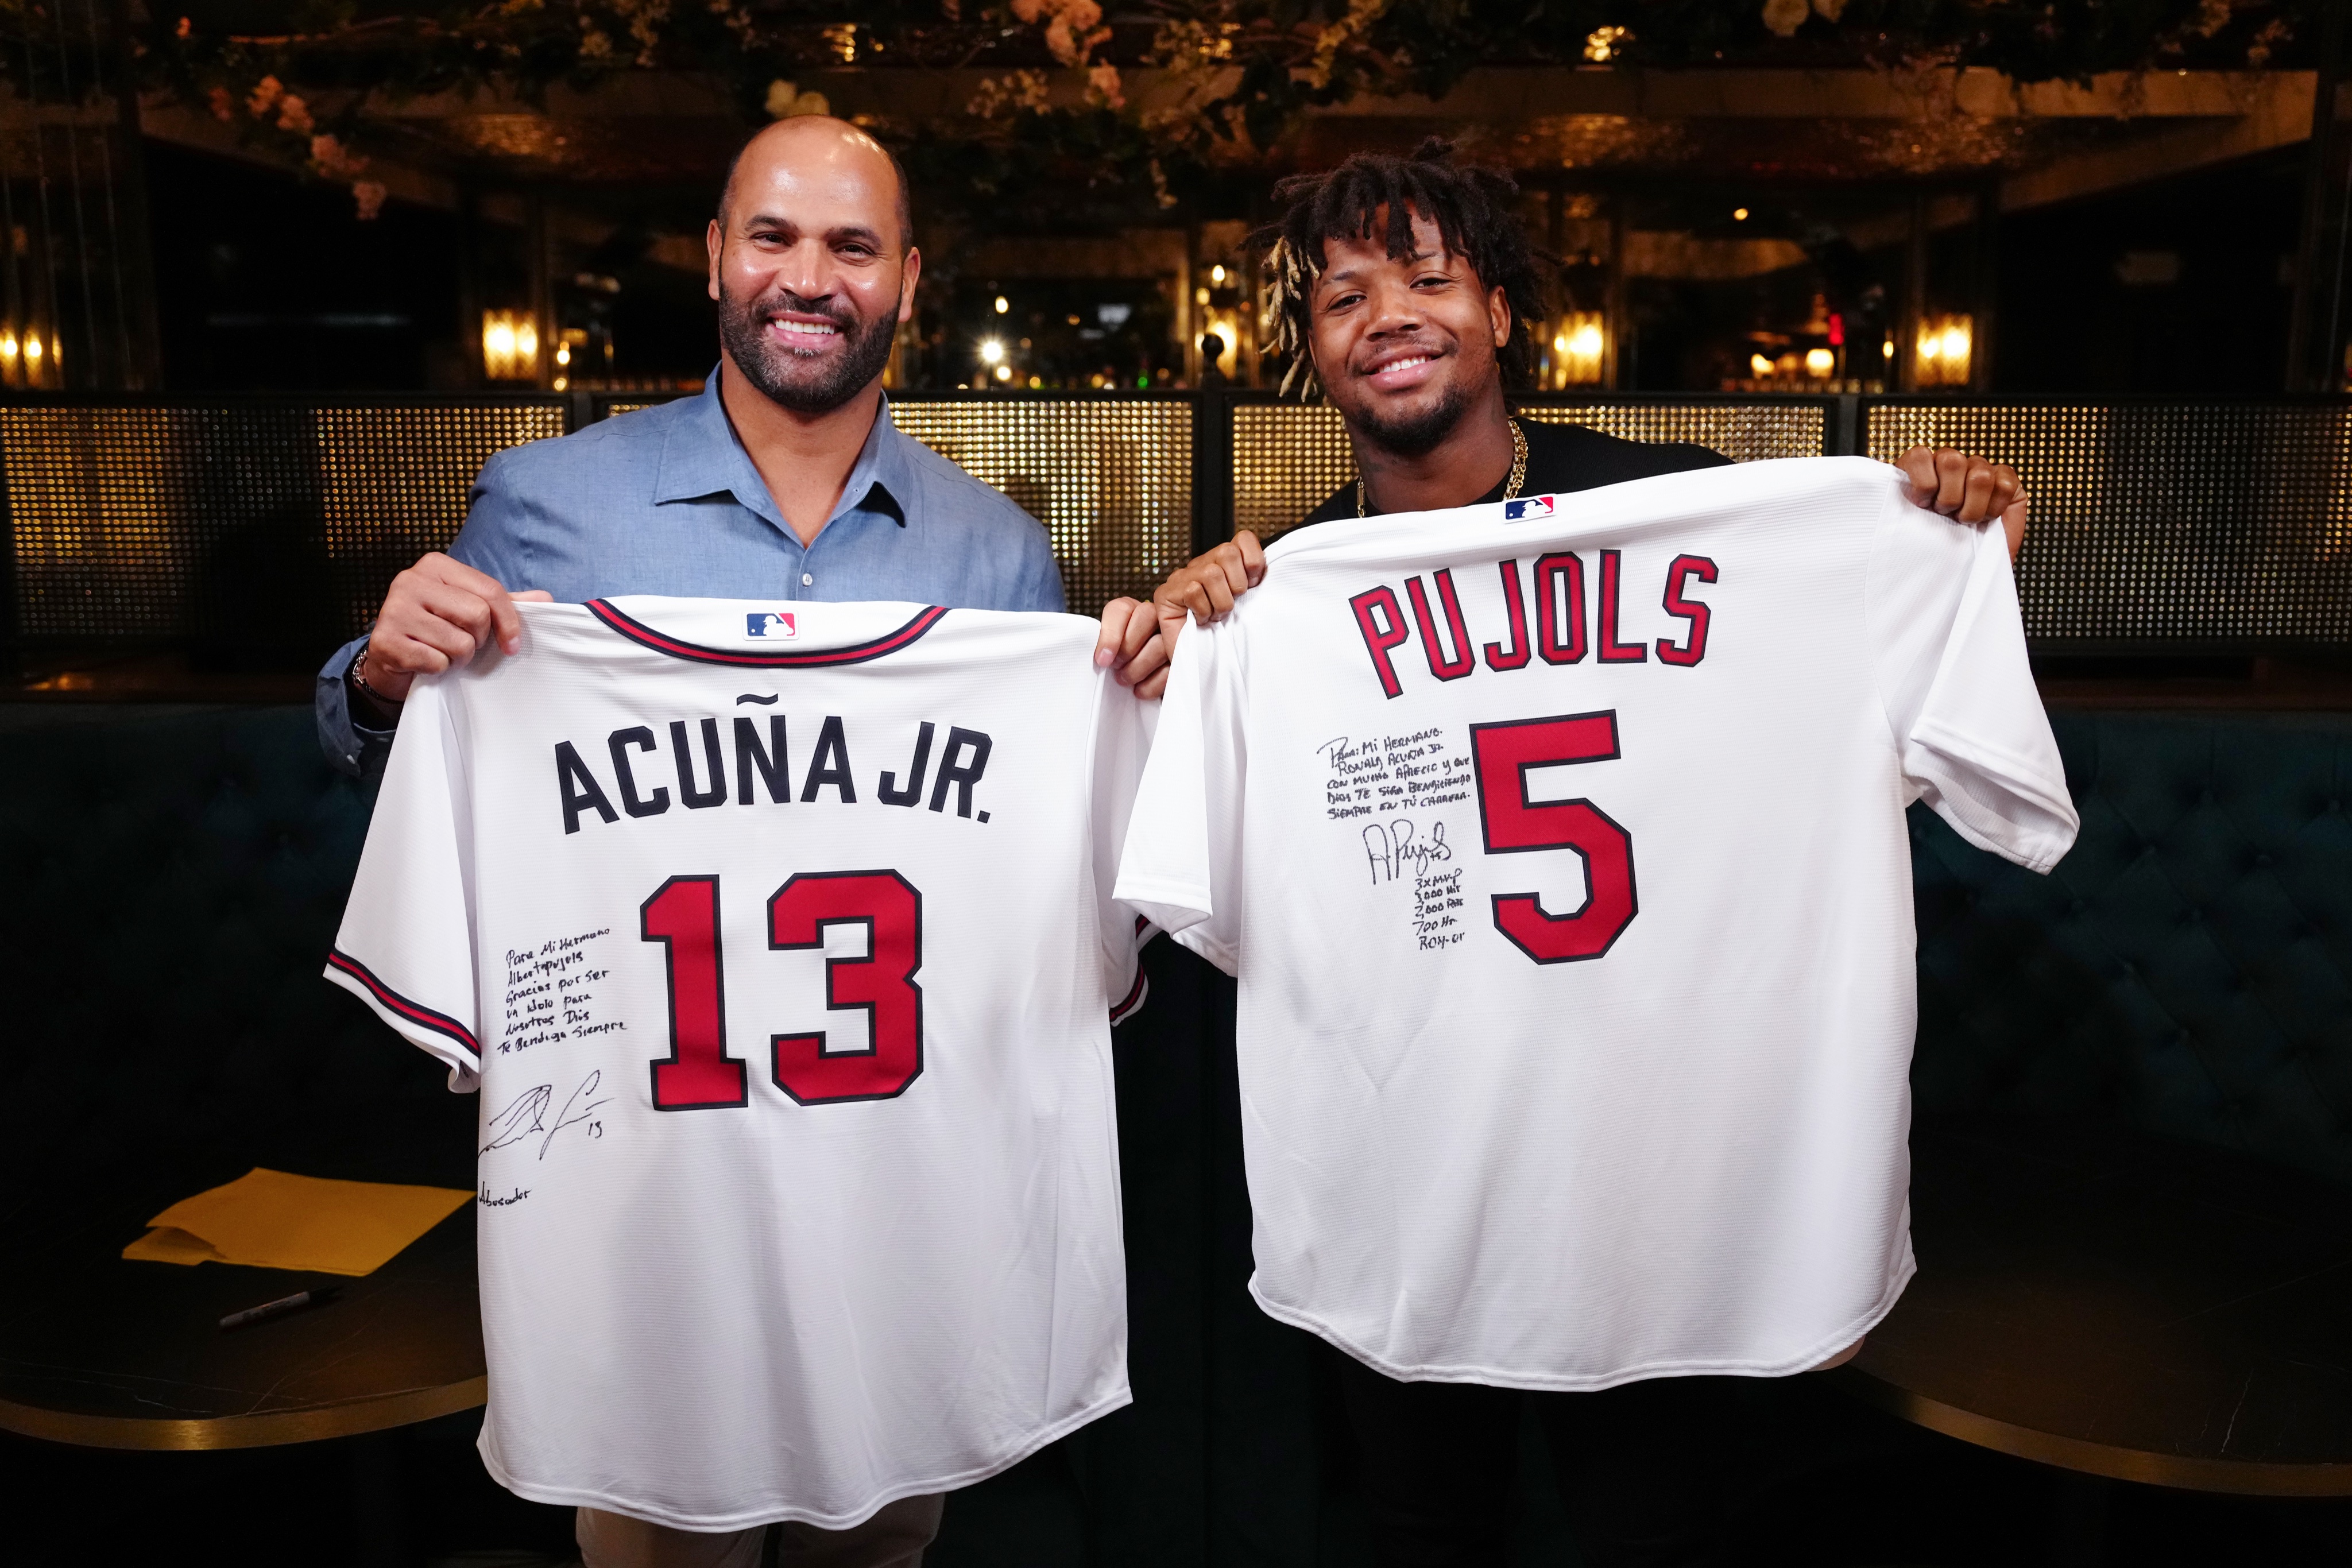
[1094,443,2029,702]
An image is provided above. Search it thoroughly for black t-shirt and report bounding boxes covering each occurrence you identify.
[1276,415,1731,541]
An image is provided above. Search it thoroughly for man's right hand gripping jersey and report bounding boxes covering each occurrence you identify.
[1118,457,2078,1392]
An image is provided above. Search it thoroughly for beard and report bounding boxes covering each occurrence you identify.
[1339,375,1475,460]
[717,280,898,415]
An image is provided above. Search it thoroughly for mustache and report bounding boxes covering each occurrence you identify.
[1353,335,1444,373]
[753,290,858,330]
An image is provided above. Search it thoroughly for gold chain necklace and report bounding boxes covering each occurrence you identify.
[1359,417,1527,518]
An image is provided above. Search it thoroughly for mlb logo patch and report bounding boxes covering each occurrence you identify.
[1503,495,1557,522]
[745,610,799,640]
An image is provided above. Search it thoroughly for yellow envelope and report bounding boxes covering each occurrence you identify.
[122,1168,471,1276]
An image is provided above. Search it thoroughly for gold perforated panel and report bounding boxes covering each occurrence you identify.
[889,398,1193,615]
[1515,402,1828,462]
[1229,404,1348,540]
[1867,403,2352,645]
[3,402,564,640]
[314,406,568,629]
[1231,399,1828,539]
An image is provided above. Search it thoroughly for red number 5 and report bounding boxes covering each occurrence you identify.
[1469,711,1637,963]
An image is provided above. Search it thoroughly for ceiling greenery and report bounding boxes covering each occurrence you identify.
[110,0,2328,221]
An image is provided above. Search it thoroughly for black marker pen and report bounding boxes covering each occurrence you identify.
[219,1284,342,1331]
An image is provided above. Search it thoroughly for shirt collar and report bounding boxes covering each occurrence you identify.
[654,369,909,531]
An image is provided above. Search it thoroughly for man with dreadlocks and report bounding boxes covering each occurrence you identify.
[1094,140,2024,695]
[1094,140,2030,1566]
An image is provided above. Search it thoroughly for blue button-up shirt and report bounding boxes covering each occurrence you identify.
[316,373,1065,775]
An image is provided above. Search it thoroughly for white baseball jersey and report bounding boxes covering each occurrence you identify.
[1117,457,2077,1391]
[328,598,1152,1530]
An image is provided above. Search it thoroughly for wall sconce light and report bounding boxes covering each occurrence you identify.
[0,327,49,388]
[1914,313,1972,388]
[1549,312,1606,387]
[482,310,539,382]
[1804,347,1836,378]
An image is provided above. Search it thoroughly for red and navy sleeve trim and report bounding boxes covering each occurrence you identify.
[587,601,950,668]
[1109,969,1150,1026]
[328,948,482,1064]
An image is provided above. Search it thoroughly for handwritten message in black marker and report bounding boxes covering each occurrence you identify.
[1317,730,1474,819]
[1319,730,1475,952]
[500,927,622,1054]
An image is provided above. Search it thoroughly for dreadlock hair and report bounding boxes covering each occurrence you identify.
[1251,138,1552,401]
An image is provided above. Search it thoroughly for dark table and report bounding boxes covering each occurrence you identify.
[1841,1116,2352,1496]
[0,1198,483,1450]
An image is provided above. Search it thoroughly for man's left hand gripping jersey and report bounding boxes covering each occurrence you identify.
[1118,457,2078,1393]
[328,598,1152,1534]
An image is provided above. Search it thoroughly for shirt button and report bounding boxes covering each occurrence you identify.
[802,573,814,586]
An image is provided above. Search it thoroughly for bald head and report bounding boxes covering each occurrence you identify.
[718,117,913,253]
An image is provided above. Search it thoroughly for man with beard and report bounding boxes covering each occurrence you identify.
[314,116,1050,1568]
[1094,142,2027,1566]
[318,114,1058,780]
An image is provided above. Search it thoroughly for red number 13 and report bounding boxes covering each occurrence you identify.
[640,871,924,1110]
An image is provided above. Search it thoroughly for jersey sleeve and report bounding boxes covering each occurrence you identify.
[1089,674,1159,1024]
[323,675,485,1091]
[1115,617,1247,977]
[1868,486,2079,873]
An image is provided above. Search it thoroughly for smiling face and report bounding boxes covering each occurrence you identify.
[707,118,919,416]
[1307,204,1512,458]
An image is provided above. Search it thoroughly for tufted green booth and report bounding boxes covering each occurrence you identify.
[1910,710,2352,1187]
[9,704,2343,1192]
[0,706,474,1240]
[3,702,2346,1559]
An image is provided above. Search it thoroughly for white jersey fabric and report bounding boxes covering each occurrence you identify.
[328,597,1151,1530]
[1117,457,2078,1391]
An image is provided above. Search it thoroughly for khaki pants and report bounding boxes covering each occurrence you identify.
[575,1493,943,1568]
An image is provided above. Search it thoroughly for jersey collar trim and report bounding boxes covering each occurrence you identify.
[587,599,950,667]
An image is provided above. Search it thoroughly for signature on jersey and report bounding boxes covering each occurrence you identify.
[482,1070,612,1162]
[1363,816,1452,885]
